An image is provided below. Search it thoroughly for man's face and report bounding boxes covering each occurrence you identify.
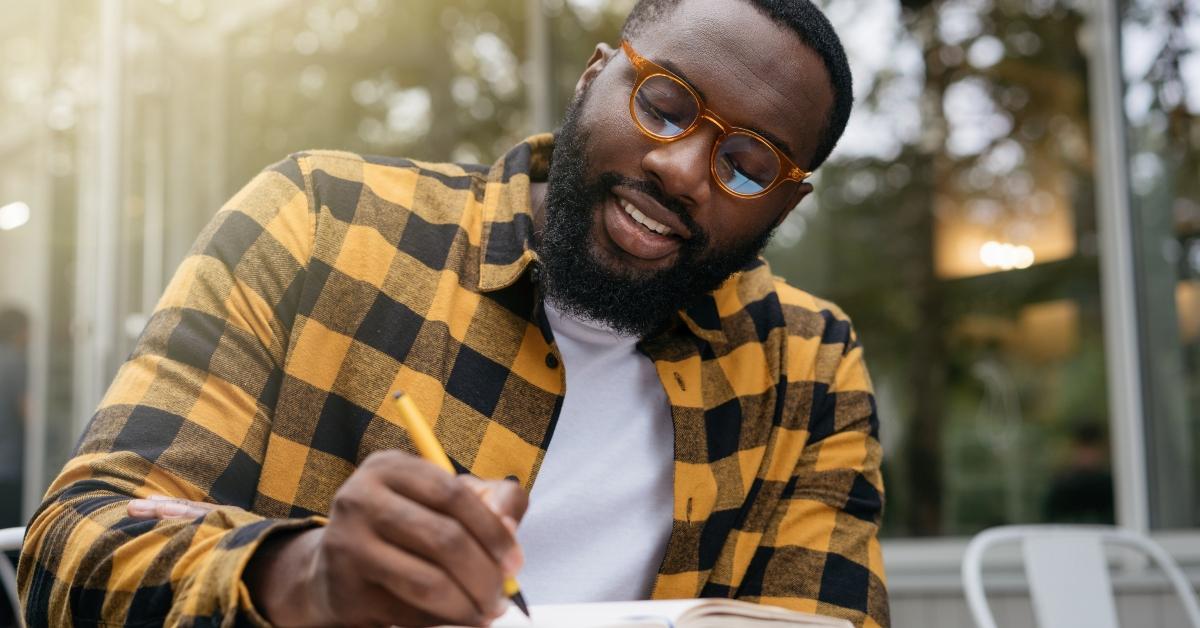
[536,0,835,335]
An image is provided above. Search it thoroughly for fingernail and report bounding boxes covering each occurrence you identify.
[128,499,154,516]
[160,501,190,517]
[147,495,174,501]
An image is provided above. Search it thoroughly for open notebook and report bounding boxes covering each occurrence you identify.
[478,599,854,627]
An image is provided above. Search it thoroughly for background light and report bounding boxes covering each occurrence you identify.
[979,240,1035,270]
[0,201,31,231]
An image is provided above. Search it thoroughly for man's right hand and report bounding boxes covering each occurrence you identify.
[241,450,527,627]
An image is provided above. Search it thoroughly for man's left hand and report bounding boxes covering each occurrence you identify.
[127,482,516,521]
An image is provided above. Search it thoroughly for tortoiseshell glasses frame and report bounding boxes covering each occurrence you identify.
[620,40,811,199]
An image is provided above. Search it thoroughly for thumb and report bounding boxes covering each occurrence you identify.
[458,475,529,522]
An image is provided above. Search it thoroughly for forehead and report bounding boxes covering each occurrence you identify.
[625,0,833,163]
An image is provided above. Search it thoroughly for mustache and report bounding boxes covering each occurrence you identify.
[595,172,706,245]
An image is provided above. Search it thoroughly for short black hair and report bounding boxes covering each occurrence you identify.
[621,0,853,171]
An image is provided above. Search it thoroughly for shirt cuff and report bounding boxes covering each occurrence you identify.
[205,511,329,627]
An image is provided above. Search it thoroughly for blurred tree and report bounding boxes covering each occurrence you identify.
[224,0,530,181]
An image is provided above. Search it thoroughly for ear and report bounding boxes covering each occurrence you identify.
[771,182,814,229]
[574,42,618,97]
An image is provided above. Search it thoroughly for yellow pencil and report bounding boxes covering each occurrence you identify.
[392,391,531,618]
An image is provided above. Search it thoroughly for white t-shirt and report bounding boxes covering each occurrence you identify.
[515,302,675,603]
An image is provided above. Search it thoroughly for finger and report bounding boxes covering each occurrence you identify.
[352,579,495,627]
[459,476,527,521]
[371,455,524,578]
[149,495,243,517]
[361,582,445,627]
[368,491,507,619]
[461,478,526,574]
[459,474,489,501]
[362,537,492,627]
[323,573,447,627]
[127,500,158,519]
[477,479,529,522]
[127,498,217,520]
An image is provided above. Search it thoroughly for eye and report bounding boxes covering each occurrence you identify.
[715,134,782,194]
[633,76,697,137]
[635,91,677,124]
[715,157,759,195]
[718,153,772,189]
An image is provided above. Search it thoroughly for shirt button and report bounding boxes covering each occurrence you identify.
[545,353,559,369]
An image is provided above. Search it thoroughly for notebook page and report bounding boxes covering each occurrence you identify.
[488,599,702,627]
[472,599,852,628]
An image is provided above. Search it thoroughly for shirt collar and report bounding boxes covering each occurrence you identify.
[477,134,552,292]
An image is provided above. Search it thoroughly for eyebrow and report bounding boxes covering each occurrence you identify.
[655,57,799,162]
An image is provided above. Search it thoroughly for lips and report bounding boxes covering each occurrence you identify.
[600,192,685,262]
[619,197,673,235]
[612,188,692,240]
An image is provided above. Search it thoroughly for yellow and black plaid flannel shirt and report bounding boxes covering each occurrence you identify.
[18,134,888,627]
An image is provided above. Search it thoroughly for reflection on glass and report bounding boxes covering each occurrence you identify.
[0,307,28,528]
[764,0,1111,536]
[1043,422,1113,524]
[1122,0,1200,529]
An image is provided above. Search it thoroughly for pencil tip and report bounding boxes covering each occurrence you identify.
[392,390,404,399]
[512,592,531,618]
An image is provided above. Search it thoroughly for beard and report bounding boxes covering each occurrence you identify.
[534,93,776,337]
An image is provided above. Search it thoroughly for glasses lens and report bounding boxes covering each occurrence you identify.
[633,75,700,138]
[713,132,782,196]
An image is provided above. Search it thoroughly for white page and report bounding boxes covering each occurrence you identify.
[488,600,701,628]
[454,599,851,628]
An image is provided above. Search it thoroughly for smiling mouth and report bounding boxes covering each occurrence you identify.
[599,190,687,264]
[617,196,674,236]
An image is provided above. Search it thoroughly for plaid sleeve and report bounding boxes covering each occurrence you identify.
[18,156,325,627]
[741,309,888,628]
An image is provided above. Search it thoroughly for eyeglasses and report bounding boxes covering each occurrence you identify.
[620,40,811,199]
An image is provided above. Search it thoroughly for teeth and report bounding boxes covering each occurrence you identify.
[618,198,673,236]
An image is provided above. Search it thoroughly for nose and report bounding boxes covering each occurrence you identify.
[641,126,717,209]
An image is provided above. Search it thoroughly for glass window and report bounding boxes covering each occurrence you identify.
[1122,0,1200,529]
[764,0,1113,536]
[0,0,40,526]
[0,1,96,507]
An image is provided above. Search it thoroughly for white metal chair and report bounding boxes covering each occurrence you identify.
[0,526,25,628]
[962,525,1200,628]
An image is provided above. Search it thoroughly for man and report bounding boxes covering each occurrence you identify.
[18,0,888,626]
